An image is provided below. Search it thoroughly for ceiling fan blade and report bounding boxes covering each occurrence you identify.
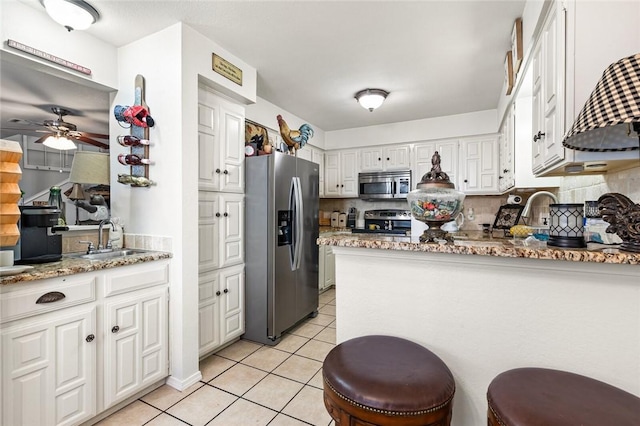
[7,118,45,126]
[33,134,53,144]
[69,131,109,139]
[74,135,109,150]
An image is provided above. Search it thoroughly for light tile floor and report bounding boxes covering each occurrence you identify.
[97,288,337,426]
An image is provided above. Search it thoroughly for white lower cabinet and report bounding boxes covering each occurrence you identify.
[2,304,96,426]
[198,264,244,357]
[103,286,168,409]
[0,260,170,426]
[318,245,335,292]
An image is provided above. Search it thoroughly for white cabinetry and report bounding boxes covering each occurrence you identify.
[318,245,335,293]
[198,264,244,357]
[2,305,96,426]
[295,146,325,197]
[324,150,358,197]
[103,286,167,408]
[198,86,245,357]
[360,144,411,172]
[499,104,515,192]
[412,140,458,188]
[198,86,245,193]
[459,136,499,194]
[531,0,640,176]
[198,192,244,272]
[0,261,170,425]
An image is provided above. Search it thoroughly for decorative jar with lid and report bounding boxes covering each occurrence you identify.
[407,151,465,242]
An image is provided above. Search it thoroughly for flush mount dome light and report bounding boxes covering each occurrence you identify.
[355,89,389,112]
[41,0,100,31]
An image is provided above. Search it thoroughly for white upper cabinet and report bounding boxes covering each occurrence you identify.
[198,86,245,193]
[324,150,358,197]
[458,136,499,194]
[296,146,325,197]
[530,0,640,176]
[499,103,515,192]
[360,144,411,172]
[412,140,458,189]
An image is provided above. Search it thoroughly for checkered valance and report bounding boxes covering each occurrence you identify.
[562,53,640,152]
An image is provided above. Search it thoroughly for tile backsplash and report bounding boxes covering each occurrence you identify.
[558,165,640,203]
[62,230,172,253]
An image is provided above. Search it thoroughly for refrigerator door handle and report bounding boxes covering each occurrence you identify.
[293,176,304,270]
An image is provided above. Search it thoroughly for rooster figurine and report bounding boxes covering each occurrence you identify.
[276,114,314,154]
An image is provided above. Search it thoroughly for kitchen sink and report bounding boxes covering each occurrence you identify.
[66,248,153,260]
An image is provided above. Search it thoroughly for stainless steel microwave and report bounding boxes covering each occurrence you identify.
[358,170,411,200]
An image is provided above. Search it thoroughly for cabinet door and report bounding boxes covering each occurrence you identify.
[198,270,221,356]
[104,287,168,409]
[531,41,545,173]
[219,265,244,344]
[360,147,383,172]
[219,105,245,193]
[340,150,359,197]
[197,96,220,191]
[541,5,565,167]
[296,148,312,162]
[384,145,411,170]
[325,246,335,288]
[198,191,220,272]
[413,141,459,188]
[499,105,515,192]
[459,137,499,194]
[2,306,96,426]
[318,245,326,292]
[312,149,324,197]
[324,152,341,197]
[220,193,244,268]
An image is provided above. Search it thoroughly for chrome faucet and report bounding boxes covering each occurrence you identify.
[98,218,116,250]
[521,191,559,220]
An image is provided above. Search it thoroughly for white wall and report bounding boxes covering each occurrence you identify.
[246,96,326,150]
[0,0,118,89]
[324,109,497,150]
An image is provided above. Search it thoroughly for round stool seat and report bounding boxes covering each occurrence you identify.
[487,367,640,426]
[323,335,455,425]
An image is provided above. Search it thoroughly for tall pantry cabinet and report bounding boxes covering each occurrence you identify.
[197,86,246,357]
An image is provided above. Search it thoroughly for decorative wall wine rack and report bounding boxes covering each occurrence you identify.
[114,74,155,187]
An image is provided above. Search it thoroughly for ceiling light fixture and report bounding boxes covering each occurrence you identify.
[41,0,100,32]
[43,134,77,150]
[355,89,389,112]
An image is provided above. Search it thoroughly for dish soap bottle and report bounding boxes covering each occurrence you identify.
[109,217,124,249]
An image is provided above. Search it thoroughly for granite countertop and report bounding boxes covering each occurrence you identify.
[0,250,172,285]
[317,231,640,265]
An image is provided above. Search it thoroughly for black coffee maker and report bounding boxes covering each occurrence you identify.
[16,206,67,264]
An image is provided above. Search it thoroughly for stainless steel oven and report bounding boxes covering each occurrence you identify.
[358,170,411,200]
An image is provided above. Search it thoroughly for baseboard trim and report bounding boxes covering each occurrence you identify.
[166,370,202,391]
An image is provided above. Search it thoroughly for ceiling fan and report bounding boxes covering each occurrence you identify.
[6,107,109,150]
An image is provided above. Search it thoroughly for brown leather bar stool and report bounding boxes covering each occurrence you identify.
[487,367,640,426]
[322,335,455,425]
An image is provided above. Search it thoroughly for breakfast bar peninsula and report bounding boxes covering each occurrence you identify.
[317,232,640,426]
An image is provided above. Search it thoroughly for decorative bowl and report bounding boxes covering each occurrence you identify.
[408,187,465,224]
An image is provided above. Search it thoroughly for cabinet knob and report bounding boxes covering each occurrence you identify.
[223,212,229,217]
[533,131,546,142]
[111,326,120,333]
[499,176,504,179]
[223,170,229,175]
[341,184,344,188]
[85,334,95,343]
[216,212,221,217]
[216,290,221,296]
[378,157,381,161]
[336,184,339,188]
[215,168,221,174]
[223,288,229,293]
[503,169,509,173]
[464,179,468,183]
[386,157,390,161]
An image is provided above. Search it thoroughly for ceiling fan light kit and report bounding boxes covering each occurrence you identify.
[355,89,389,112]
[41,0,99,32]
[43,134,77,150]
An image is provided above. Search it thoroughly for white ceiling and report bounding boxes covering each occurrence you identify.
[2,0,525,138]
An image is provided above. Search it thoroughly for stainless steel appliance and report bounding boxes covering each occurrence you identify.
[15,206,66,264]
[352,209,411,235]
[244,152,320,345]
[358,170,411,200]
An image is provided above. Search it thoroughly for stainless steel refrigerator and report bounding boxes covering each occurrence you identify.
[244,151,319,345]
